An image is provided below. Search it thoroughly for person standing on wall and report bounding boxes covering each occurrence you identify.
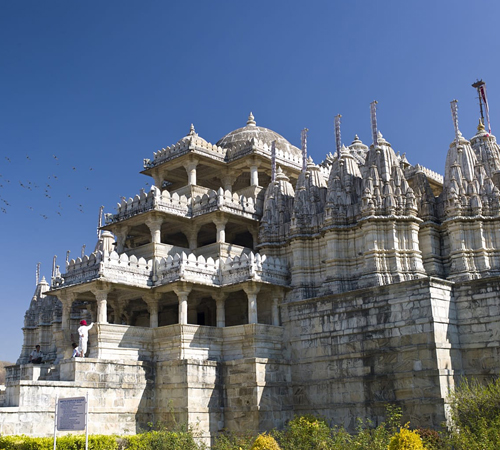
[78,320,94,358]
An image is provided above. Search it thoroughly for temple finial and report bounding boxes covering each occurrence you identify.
[36,262,40,286]
[188,124,196,135]
[247,112,256,126]
[97,205,104,239]
[478,119,486,132]
[334,114,342,154]
[370,101,379,146]
[271,140,277,183]
[301,128,309,172]
[450,99,461,146]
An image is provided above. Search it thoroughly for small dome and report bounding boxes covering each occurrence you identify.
[216,113,301,157]
[175,124,208,146]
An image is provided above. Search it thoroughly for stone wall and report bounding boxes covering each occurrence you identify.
[282,277,456,429]
[454,276,500,381]
[0,358,154,436]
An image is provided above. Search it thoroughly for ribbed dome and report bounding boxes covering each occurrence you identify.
[216,113,301,157]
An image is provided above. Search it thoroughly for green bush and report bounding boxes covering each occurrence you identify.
[446,377,500,450]
[212,431,255,450]
[0,434,118,450]
[274,415,334,450]
[124,429,203,450]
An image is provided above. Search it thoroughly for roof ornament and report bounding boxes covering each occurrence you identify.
[370,101,379,147]
[36,262,40,286]
[66,250,70,269]
[335,114,342,154]
[188,124,196,136]
[271,140,277,183]
[301,128,309,172]
[81,244,86,258]
[450,99,461,149]
[247,112,256,127]
[51,256,57,281]
[97,205,104,239]
[472,79,491,135]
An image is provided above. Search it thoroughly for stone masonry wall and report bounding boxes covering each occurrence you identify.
[454,276,500,381]
[282,277,456,430]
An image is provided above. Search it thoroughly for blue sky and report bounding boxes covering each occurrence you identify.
[1,1,499,362]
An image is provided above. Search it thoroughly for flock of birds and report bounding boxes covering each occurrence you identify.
[0,154,95,219]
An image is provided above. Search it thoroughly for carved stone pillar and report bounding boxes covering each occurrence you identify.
[214,216,228,244]
[146,215,164,244]
[152,171,162,188]
[271,290,282,326]
[184,160,199,186]
[144,294,161,328]
[59,292,75,330]
[250,165,259,187]
[221,174,237,192]
[186,226,199,250]
[243,283,261,324]
[214,293,227,328]
[249,227,258,250]
[92,287,111,324]
[115,226,129,253]
[174,285,192,325]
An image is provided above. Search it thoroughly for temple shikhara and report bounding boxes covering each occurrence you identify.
[1,102,500,442]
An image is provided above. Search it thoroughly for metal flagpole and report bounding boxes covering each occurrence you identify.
[53,395,58,450]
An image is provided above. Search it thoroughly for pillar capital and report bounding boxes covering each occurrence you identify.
[145,214,164,244]
[243,282,261,297]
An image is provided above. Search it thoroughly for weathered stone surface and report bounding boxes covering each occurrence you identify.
[3,113,500,444]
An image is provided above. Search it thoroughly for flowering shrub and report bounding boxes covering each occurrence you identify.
[250,433,281,450]
[388,425,426,450]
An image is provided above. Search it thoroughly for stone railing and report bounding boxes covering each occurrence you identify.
[406,164,444,185]
[106,187,190,224]
[106,185,264,224]
[155,252,220,286]
[226,138,303,171]
[220,252,289,286]
[59,251,153,288]
[144,137,226,169]
[58,250,288,289]
[155,251,289,287]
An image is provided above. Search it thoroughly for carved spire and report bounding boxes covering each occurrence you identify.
[36,262,40,286]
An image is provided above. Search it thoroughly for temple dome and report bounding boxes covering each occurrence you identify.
[216,112,301,157]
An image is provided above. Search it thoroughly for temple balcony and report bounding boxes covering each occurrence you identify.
[55,250,289,290]
[105,185,264,226]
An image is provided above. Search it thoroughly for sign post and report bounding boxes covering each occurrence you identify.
[53,395,88,450]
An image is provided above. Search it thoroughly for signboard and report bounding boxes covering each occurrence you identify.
[56,396,86,431]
